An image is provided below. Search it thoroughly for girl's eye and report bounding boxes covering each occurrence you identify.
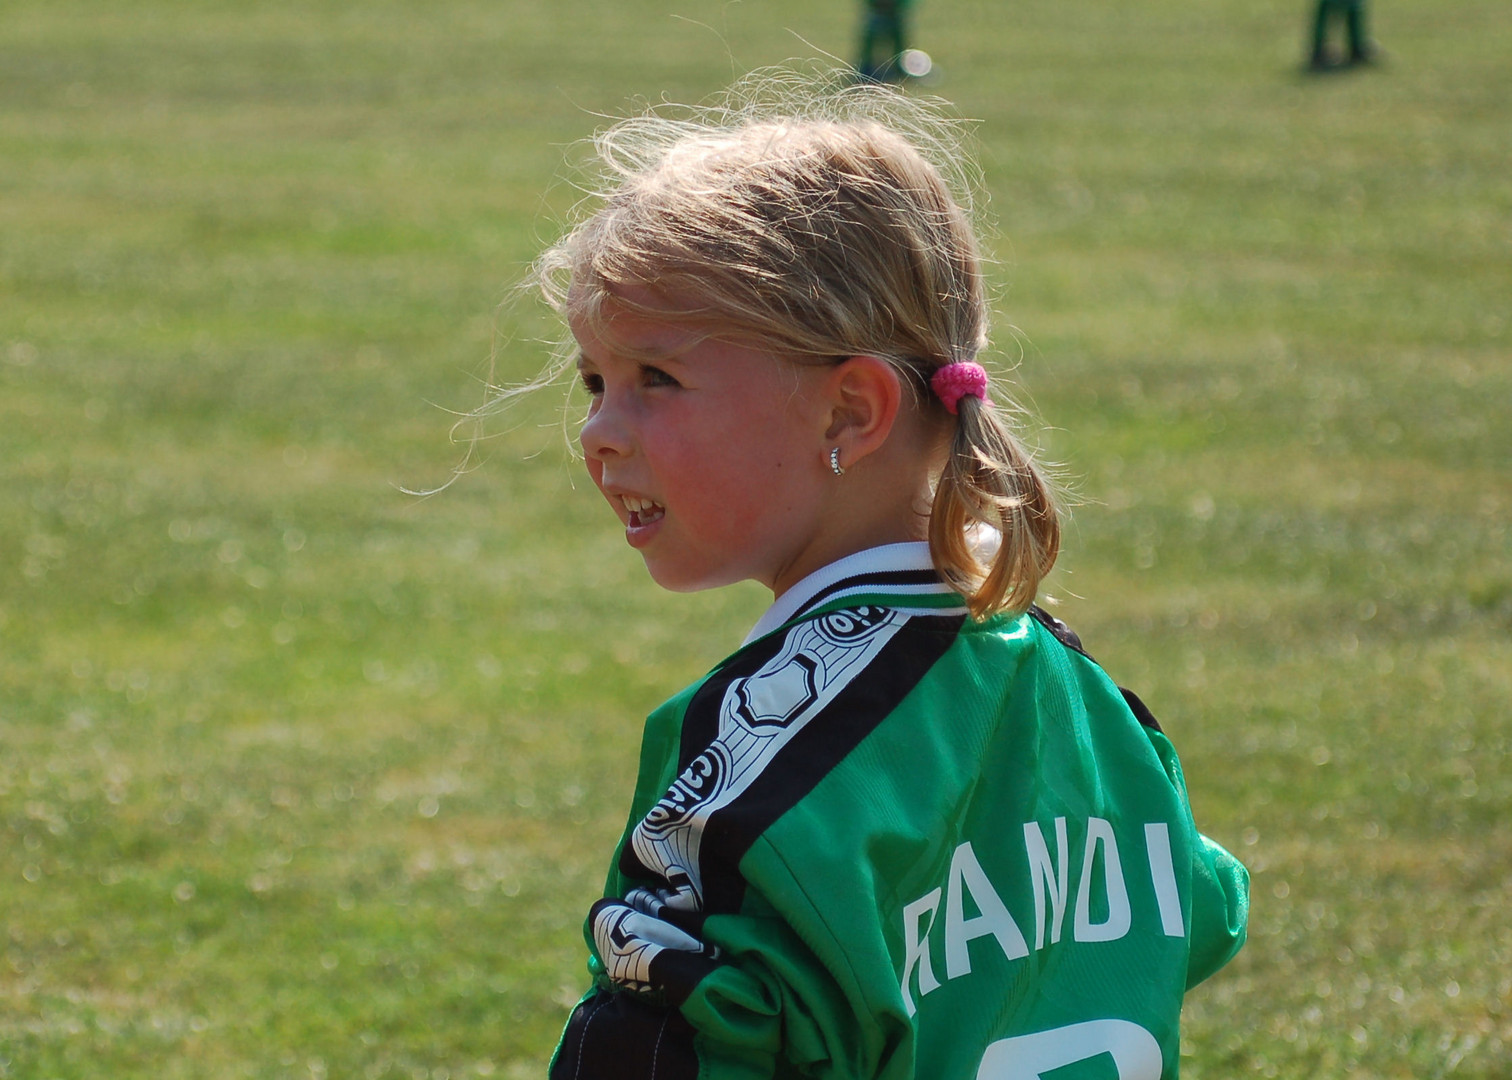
[641,366,680,389]
[579,371,604,395]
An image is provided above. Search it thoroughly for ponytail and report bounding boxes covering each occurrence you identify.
[927,392,1060,620]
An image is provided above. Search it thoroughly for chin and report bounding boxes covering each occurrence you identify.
[642,560,741,595]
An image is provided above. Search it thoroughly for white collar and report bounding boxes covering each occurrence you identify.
[743,542,963,645]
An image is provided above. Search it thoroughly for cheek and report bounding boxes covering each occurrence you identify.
[649,404,815,512]
[675,448,805,526]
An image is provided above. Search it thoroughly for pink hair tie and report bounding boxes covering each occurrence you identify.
[931,362,990,415]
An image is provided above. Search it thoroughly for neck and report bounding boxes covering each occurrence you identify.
[769,455,935,600]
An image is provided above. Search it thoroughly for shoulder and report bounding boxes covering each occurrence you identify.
[720,603,1080,728]
[623,603,972,915]
[708,603,970,720]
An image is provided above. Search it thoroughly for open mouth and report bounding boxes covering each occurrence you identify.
[621,495,665,527]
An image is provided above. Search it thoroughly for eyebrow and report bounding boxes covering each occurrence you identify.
[575,314,705,364]
[576,341,686,368]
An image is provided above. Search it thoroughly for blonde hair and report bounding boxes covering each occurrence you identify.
[521,70,1058,618]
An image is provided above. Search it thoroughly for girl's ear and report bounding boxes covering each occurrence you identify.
[822,355,906,465]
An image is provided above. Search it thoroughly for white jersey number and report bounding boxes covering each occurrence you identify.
[976,1019,1162,1080]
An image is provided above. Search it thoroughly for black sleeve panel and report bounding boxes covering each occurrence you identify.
[550,988,701,1080]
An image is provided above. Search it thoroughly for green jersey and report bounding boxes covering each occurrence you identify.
[550,543,1248,1079]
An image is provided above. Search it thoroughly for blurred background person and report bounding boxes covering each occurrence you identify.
[856,0,911,81]
[1307,0,1379,71]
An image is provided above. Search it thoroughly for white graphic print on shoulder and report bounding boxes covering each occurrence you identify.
[630,607,903,912]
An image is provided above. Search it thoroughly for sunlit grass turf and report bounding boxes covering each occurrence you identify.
[2,0,1508,1076]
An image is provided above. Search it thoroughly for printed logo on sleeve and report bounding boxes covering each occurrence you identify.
[630,608,902,912]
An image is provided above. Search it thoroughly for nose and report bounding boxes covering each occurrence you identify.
[579,394,632,462]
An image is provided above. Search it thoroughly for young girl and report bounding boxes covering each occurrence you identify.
[521,77,1248,1080]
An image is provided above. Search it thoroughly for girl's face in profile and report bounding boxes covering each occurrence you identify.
[572,288,838,597]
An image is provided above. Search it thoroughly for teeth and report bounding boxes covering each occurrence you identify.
[622,495,663,514]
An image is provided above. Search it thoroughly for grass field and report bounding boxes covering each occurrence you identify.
[2,0,1508,1076]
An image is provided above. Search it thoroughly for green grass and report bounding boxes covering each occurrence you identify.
[2,0,1508,1076]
